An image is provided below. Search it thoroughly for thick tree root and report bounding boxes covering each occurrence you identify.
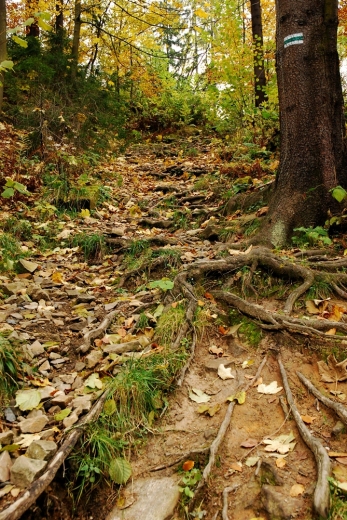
[297,372,347,425]
[222,484,239,520]
[278,356,331,518]
[0,391,108,520]
[189,356,268,510]
[78,309,118,353]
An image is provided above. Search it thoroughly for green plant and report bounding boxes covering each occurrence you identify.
[1,178,31,198]
[72,232,106,261]
[292,226,332,247]
[135,313,149,331]
[178,467,202,499]
[243,218,261,237]
[0,233,27,271]
[306,280,332,300]
[328,477,347,519]
[0,334,22,404]
[155,304,186,346]
[1,217,32,240]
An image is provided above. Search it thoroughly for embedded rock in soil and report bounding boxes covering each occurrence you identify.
[0,430,14,445]
[0,451,12,482]
[18,415,48,434]
[85,350,103,368]
[26,440,57,461]
[10,456,47,488]
[28,340,45,358]
[63,410,79,429]
[204,357,234,372]
[261,485,299,520]
[106,477,180,520]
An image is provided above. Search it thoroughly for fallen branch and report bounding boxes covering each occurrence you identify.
[0,391,108,520]
[278,356,331,518]
[222,484,239,520]
[78,309,118,353]
[297,372,347,425]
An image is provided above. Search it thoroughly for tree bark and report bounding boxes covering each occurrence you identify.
[259,0,347,247]
[71,0,82,80]
[250,0,267,107]
[0,0,6,112]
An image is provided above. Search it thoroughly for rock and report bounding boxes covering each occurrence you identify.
[39,386,56,400]
[63,411,79,429]
[38,360,51,373]
[0,431,14,446]
[4,408,16,423]
[258,461,283,486]
[26,440,57,461]
[71,376,84,390]
[10,456,47,488]
[106,477,180,520]
[49,352,62,360]
[59,373,77,385]
[40,429,57,440]
[48,405,61,415]
[71,395,92,413]
[85,350,103,368]
[50,394,73,408]
[332,420,345,436]
[204,357,234,372]
[76,294,95,304]
[261,485,297,520]
[0,281,30,296]
[28,340,45,358]
[19,415,48,434]
[19,259,39,274]
[50,358,67,365]
[75,362,86,372]
[69,321,87,331]
[0,451,12,482]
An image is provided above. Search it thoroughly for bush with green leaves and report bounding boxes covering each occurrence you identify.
[292,226,332,248]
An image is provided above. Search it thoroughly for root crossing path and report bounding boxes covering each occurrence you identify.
[1,138,347,520]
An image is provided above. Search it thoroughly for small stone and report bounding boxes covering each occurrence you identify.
[332,421,345,436]
[0,431,14,446]
[39,386,56,400]
[40,429,57,440]
[19,259,39,274]
[76,294,95,304]
[204,357,234,372]
[75,362,86,372]
[48,405,61,415]
[63,411,79,429]
[60,373,77,385]
[50,394,73,408]
[26,409,43,419]
[72,376,84,390]
[26,440,57,461]
[49,352,62,360]
[28,340,45,358]
[39,360,51,373]
[0,451,12,482]
[85,350,103,368]
[19,415,48,434]
[4,408,16,423]
[50,358,67,365]
[71,395,92,413]
[261,485,295,520]
[10,456,47,488]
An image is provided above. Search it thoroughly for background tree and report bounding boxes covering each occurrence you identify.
[260,0,347,247]
[0,0,6,111]
[250,0,267,106]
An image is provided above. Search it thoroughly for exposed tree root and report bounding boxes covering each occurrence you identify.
[189,355,268,511]
[105,235,177,251]
[149,447,209,472]
[0,391,108,520]
[222,484,239,520]
[278,355,331,519]
[78,309,118,353]
[297,372,347,425]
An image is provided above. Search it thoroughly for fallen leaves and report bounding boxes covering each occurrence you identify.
[182,460,194,471]
[290,483,305,497]
[15,389,41,411]
[227,390,246,404]
[197,403,221,416]
[318,355,347,382]
[217,364,235,380]
[257,381,283,395]
[189,388,211,404]
[263,432,296,454]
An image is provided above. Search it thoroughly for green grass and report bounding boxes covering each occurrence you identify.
[72,232,107,261]
[328,478,347,520]
[0,233,27,272]
[306,280,333,300]
[0,334,23,405]
[155,304,186,347]
[1,217,33,240]
[229,309,262,347]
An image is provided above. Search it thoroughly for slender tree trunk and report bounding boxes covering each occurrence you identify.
[71,0,81,80]
[0,0,6,112]
[250,0,267,106]
[259,0,347,247]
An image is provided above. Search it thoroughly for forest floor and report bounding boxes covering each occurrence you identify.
[1,127,347,520]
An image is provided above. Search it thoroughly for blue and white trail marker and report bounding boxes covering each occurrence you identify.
[284,33,304,48]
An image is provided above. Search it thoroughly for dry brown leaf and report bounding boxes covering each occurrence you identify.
[325,328,336,336]
[328,452,347,457]
[230,462,242,472]
[208,344,223,357]
[336,457,347,465]
[301,415,316,424]
[182,460,195,471]
[276,458,286,468]
[197,300,205,307]
[240,438,258,448]
[171,302,178,308]
[253,377,263,387]
[290,484,305,497]
[305,300,320,314]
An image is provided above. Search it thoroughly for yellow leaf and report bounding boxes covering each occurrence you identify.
[195,8,209,18]
[301,415,316,424]
[276,458,286,468]
[37,18,52,31]
[52,272,64,283]
[80,209,90,218]
[325,328,336,335]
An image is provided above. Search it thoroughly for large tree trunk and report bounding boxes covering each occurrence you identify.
[260,0,347,247]
[71,0,81,80]
[0,0,6,112]
[250,0,267,107]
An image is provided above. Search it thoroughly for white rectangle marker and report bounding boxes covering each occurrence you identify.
[284,33,304,48]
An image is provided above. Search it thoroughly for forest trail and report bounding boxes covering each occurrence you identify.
[1,134,347,520]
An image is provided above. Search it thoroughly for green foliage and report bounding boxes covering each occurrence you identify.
[1,218,32,240]
[328,478,347,520]
[1,179,31,199]
[135,313,149,331]
[331,186,347,203]
[148,278,174,291]
[0,233,27,272]
[155,304,186,346]
[229,309,262,347]
[0,334,22,404]
[72,233,106,261]
[178,468,202,499]
[292,227,332,247]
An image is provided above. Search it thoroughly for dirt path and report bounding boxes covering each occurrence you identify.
[0,136,347,520]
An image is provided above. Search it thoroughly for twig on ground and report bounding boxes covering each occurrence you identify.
[222,484,239,520]
[77,309,118,353]
[0,391,108,520]
[297,372,347,425]
[278,355,331,518]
